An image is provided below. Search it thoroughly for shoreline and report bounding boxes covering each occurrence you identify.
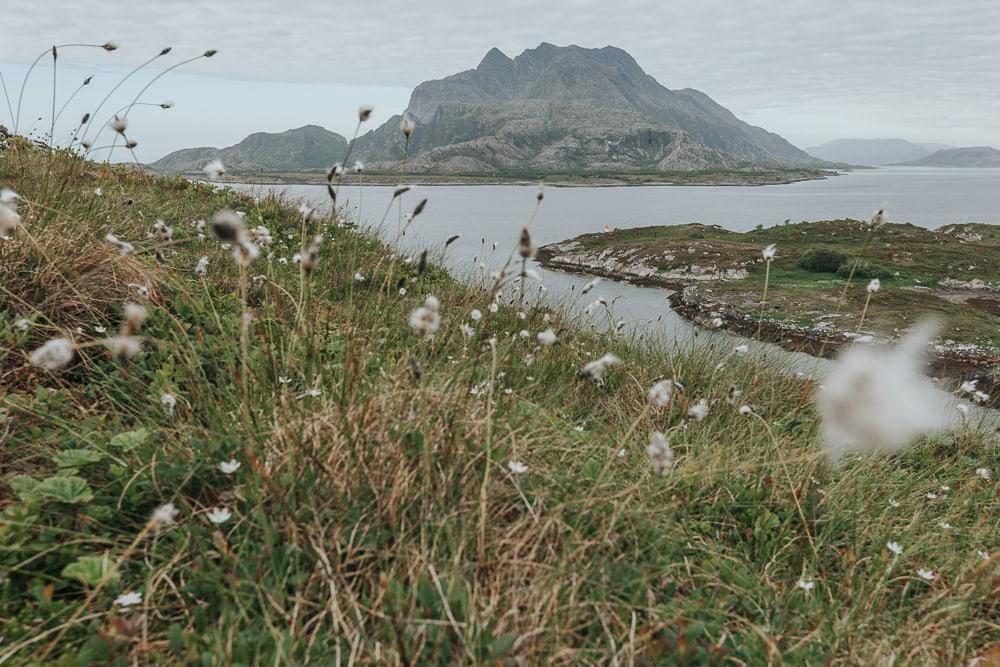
[536,245,1000,392]
[176,169,840,189]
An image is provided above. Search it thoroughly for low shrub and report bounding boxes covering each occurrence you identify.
[797,247,849,273]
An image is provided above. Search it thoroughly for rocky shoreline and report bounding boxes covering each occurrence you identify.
[536,242,1000,394]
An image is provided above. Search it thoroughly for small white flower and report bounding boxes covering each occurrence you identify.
[398,287,407,296]
[738,404,753,416]
[762,244,777,261]
[470,309,482,322]
[277,376,292,384]
[537,328,557,347]
[218,459,241,475]
[195,256,209,274]
[734,344,749,355]
[687,399,709,421]
[206,507,232,524]
[508,460,528,474]
[94,187,103,196]
[488,302,499,314]
[647,431,672,476]
[305,388,322,397]
[888,498,900,508]
[574,425,585,432]
[978,550,991,560]
[150,503,179,528]
[647,380,673,408]
[93,325,107,334]
[960,380,978,395]
[887,541,903,555]
[796,578,815,592]
[409,295,442,336]
[105,233,134,255]
[14,318,30,331]
[29,338,74,370]
[616,448,626,457]
[160,393,177,416]
[460,323,475,340]
[926,492,938,500]
[203,159,225,179]
[976,467,992,481]
[354,272,364,282]
[938,521,952,530]
[916,568,935,581]
[114,591,142,607]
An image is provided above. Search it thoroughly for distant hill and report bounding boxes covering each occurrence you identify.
[895,146,1000,168]
[150,125,348,174]
[804,138,941,166]
[351,43,820,174]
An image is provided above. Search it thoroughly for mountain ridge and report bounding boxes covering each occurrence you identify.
[353,43,818,173]
[895,146,1000,168]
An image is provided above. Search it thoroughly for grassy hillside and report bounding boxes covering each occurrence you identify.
[1,143,998,664]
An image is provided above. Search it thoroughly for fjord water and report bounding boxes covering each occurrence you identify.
[238,167,1000,372]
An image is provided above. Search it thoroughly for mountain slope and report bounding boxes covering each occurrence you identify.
[896,146,1000,167]
[355,43,817,174]
[805,138,934,166]
[150,125,348,174]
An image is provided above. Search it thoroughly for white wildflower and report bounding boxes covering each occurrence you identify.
[218,459,241,475]
[15,318,30,331]
[976,467,992,481]
[916,568,935,581]
[470,309,482,322]
[508,460,528,474]
[160,393,177,416]
[887,541,903,555]
[195,256,209,274]
[114,591,142,607]
[796,578,815,592]
[206,507,232,524]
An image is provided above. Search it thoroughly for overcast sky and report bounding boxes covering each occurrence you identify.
[2,0,998,162]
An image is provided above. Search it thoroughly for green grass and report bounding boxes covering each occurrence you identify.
[570,220,1000,347]
[1,143,998,664]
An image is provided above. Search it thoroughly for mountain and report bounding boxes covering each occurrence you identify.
[353,43,818,174]
[804,138,937,166]
[895,146,1000,168]
[150,125,348,174]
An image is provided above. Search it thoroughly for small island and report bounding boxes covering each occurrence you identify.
[538,219,1000,382]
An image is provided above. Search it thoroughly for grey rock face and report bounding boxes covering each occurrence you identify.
[355,43,816,173]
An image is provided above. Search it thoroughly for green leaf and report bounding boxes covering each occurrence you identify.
[109,427,150,452]
[53,448,103,468]
[490,633,516,657]
[62,553,119,586]
[34,475,94,504]
[10,475,40,501]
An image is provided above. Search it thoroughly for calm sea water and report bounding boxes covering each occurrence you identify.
[235,167,1000,373]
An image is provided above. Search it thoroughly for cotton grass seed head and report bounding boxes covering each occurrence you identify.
[647,380,673,408]
[150,503,178,529]
[870,207,887,227]
[0,203,20,238]
[762,244,777,261]
[160,393,177,416]
[518,227,535,259]
[816,319,948,460]
[104,233,134,255]
[109,115,127,134]
[400,115,415,137]
[29,338,74,370]
[537,328,558,347]
[687,399,709,421]
[202,159,225,179]
[579,353,620,383]
[647,431,672,476]
[206,507,232,524]
[358,105,373,122]
[867,278,881,293]
[409,295,441,336]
